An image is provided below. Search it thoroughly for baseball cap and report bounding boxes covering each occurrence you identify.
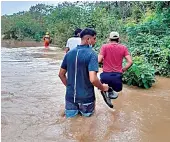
[109,31,119,39]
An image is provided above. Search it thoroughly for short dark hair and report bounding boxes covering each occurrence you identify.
[74,28,82,36]
[110,38,119,42]
[80,28,97,38]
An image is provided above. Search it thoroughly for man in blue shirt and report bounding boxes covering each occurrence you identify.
[59,28,109,118]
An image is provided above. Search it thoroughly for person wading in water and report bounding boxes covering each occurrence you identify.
[98,31,133,108]
[43,32,51,48]
[59,28,109,118]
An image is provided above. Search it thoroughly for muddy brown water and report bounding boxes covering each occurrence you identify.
[1,46,170,142]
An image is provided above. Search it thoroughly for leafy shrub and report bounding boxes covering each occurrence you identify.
[126,33,170,77]
[34,33,41,42]
[160,36,170,49]
[144,46,170,76]
[123,56,155,89]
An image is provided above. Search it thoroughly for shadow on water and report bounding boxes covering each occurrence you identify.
[1,46,170,142]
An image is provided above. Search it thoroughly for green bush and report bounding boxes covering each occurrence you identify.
[126,33,170,77]
[1,1,169,83]
[123,56,155,89]
[144,46,170,76]
[34,33,41,42]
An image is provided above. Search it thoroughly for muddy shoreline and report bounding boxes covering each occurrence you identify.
[1,40,58,48]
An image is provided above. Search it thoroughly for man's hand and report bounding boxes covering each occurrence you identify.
[102,84,109,91]
[122,67,127,72]
[89,71,109,91]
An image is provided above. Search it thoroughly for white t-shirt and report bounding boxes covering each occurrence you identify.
[66,37,81,50]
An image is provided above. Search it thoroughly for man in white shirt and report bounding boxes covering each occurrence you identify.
[65,28,82,53]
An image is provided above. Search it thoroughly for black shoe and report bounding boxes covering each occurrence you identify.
[108,91,118,99]
[101,91,113,108]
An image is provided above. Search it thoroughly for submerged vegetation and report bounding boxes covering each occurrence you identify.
[1,1,170,88]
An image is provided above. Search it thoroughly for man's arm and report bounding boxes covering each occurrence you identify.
[65,39,70,53]
[122,55,133,72]
[98,54,103,63]
[98,45,105,63]
[58,68,67,86]
[89,71,108,91]
[43,36,45,41]
[65,47,70,53]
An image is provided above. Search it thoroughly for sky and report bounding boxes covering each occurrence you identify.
[1,0,102,16]
[1,1,60,16]
[1,0,143,16]
[1,0,111,15]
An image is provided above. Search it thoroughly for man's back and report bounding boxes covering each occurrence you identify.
[59,28,110,117]
[66,37,81,51]
[61,45,98,103]
[100,43,129,73]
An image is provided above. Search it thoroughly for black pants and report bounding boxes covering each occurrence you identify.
[100,72,122,92]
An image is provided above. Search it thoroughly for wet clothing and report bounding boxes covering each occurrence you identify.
[99,42,129,92]
[61,45,98,104]
[100,43,129,73]
[44,39,50,48]
[44,35,50,48]
[100,72,122,92]
[65,100,95,118]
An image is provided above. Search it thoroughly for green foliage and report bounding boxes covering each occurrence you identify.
[34,33,41,42]
[127,34,170,77]
[123,56,155,89]
[2,12,45,41]
[1,1,170,88]
[144,45,170,77]
[126,7,170,77]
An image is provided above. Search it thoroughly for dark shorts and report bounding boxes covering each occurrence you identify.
[100,72,122,92]
[65,100,95,118]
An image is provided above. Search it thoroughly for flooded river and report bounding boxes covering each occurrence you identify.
[1,46,170,142]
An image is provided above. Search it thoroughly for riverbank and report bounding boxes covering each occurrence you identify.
[1,40,58,48]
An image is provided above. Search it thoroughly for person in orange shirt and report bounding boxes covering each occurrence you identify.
[43,32,50,48]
